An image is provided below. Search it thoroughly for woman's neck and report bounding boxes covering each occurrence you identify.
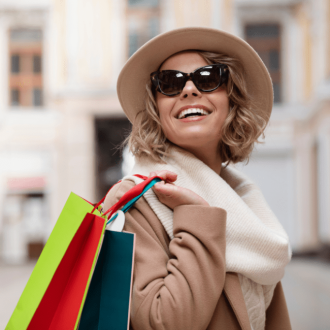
[176,144,223,175]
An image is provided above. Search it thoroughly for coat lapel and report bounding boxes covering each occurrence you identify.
[224,273,252,330]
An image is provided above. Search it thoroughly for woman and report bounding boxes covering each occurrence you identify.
[104,27,292,330]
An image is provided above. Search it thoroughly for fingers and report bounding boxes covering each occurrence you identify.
[153,182,182,209]
[153,181,177,197]
[149,170,177,183]
[148,170,209,209]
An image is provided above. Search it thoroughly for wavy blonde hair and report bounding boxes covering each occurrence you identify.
[124,49,268,165]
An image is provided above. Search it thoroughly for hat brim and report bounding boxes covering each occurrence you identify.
[117,27,273,124]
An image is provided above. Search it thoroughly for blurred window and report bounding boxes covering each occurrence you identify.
[246,24,279,38]
[33,55,42,73]
[269,49,280,70]
[11,55,20,73]
[33,88,43,106]
[11,89,20,106]
[245,24,282,103]
[9,28,43,108]
[128,33,139,57]
[127,0,160,57]
[128,0,159,7]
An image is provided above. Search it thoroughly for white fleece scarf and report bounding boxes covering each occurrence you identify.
[123,146,291,330]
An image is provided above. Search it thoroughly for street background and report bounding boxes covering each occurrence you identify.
[2,259,330,329]
[0,0,330,329]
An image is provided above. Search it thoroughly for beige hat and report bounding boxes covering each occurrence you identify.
[117,27,273,124]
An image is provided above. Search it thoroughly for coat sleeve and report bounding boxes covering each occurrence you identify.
[104,180,227,330]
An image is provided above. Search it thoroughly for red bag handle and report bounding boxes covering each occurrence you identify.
[103,175,163,219]
[91,174,150,215]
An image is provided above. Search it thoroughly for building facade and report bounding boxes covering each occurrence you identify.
[0,0,329,263]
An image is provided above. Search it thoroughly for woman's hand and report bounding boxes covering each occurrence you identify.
[149,170,209,210]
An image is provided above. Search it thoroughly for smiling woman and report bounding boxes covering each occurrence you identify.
[126,49,267,167]
[103,27,292,330]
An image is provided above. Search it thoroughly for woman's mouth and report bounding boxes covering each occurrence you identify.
[177,108,211,119]
[179,115,209,122]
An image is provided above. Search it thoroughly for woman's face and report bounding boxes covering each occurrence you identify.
[156,51,230,153]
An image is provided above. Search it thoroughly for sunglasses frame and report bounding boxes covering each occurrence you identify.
[150,63,229,96]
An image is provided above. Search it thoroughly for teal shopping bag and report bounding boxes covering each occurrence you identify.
[78,230,135,330]
[79,176,161,330]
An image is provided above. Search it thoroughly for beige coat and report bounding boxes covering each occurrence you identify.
[104,180,292,330]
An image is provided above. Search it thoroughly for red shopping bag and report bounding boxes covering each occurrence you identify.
[6,174,161,330]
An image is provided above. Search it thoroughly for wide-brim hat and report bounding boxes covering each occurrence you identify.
[117,27,273,124]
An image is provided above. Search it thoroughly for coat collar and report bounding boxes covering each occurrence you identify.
[224,273,252,330]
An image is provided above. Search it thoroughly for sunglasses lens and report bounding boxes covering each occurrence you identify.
[194,66,223,91]
[158,71,186,95]
[154,65,228,95]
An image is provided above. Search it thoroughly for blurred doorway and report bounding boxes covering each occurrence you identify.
[94,117,132,201]
[2,191,46,263]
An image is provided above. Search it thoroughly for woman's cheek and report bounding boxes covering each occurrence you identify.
[160,120,175,142]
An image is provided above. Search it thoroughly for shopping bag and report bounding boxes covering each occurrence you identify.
[6,192,107,330]
[6,175,161,330]
[78,230,135,330]
[79,175,161,330]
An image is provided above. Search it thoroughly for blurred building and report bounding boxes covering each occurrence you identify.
[0,0,329,263]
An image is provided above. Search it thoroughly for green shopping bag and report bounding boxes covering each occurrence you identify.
[6,175,161,330]
[6,192,106,330]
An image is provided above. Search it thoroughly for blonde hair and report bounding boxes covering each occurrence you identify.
[124,49,267,165]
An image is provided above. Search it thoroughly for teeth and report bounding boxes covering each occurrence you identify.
[178,108,210,119]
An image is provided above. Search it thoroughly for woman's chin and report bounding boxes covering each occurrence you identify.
[171,137,218,152]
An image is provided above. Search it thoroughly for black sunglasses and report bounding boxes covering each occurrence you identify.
[150,63,229,96]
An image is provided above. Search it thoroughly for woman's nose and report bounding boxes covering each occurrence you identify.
[180,80,202,99]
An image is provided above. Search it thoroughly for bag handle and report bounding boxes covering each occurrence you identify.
[105,177,161,225]
[91,174,150,214]
[92,174,162,221]
[103,175,161,221]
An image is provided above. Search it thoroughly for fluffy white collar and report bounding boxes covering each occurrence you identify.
[124,145,291,286]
